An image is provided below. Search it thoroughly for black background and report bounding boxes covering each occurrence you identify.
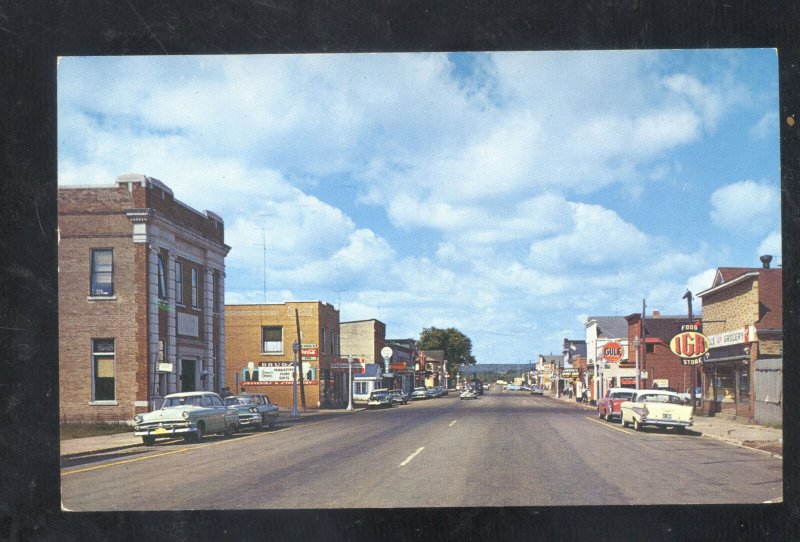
[1,1,798,541]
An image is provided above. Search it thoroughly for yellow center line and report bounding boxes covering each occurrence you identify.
[585,416,633,435]
[62,430,270,476]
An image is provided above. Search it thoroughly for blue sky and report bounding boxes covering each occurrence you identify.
[57,50,781,363]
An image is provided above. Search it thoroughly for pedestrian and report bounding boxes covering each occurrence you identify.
[583,387,589,404]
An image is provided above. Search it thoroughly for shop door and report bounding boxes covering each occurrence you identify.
[181,359,197,392]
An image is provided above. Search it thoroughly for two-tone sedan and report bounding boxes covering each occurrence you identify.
[410,387,428,400]
[367,390,393,409]
[134,391,239,446]
[224,392,279,430]
[620,390,694,432]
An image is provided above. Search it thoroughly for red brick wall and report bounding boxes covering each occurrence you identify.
[59,186,144,423]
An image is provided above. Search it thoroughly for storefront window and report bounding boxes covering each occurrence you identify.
[738,364,750,404]
[713,366,735,402]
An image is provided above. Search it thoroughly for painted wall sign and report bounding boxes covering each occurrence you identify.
[670,331,709,359]
[602,342,624,363]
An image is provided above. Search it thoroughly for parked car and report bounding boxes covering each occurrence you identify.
[678,387,703,406]
[410,387,428,400]
[224,392,279,430]
[367,390,393,409]
[530,385,544,396]
[620,390,694,432]
[388,389,409,405]
[504,384,523,391]
[427,387,442,398]
[460,388,478,400]
[134,391,239,445]
[440,386,449,396]
[597,388,635,421]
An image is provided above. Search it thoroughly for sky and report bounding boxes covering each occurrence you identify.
[57,49,781,363]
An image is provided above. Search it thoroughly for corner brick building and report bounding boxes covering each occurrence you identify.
[697,257,783,421]
[225,302,340,409]
[58,174,230,423]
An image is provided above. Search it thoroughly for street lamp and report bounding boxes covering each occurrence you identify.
[291,341,300,418]
[347,354,354,412]
[633,335,640,390]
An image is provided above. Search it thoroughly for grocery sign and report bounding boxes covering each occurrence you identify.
[602,342,624,363]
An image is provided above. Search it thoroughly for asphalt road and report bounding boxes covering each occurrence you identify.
[61,389,783,510]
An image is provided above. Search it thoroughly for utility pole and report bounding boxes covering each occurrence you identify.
[683,290,697,412]
[295,308,306,411]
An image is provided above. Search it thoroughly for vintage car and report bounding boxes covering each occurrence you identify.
[597,387,636,421]
[134,391,239,445]
[410,387,428,400]
[388,389,409,405]
[460,388,478,400]
[367,390,393,409]
[678,386,703,406]
[620,390,694,432]
[530,385,544,395]
[224,392,279,430]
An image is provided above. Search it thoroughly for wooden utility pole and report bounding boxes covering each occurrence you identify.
[295,308,306,410]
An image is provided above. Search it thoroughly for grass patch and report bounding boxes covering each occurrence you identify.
[60,423,133,440]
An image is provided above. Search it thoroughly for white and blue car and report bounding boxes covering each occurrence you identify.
[134,391,239,446]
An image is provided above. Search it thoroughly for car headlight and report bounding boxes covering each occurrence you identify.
[249,407,258,413]
[182,411,190,420]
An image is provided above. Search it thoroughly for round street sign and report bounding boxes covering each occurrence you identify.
[603,342,624,363]
[380,346,393,359]
[670,332,709,359]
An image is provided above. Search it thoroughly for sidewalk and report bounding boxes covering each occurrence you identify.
[60,408,362,459]
[548,392,783,458]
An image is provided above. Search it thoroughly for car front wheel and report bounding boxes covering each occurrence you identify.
[142,436,155,446]
[621,414,628,427]
[633,418,642,431]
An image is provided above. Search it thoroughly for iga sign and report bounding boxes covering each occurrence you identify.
[670,330,709,360]
[602,342,624,363]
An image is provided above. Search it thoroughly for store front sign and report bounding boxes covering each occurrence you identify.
[602,342,624,363]
[670,331,709,359]
[707,326,754,348]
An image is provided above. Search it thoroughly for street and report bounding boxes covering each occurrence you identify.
[61,389,783,511]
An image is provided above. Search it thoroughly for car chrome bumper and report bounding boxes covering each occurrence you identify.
[135,425,194,437]
[641,418,692,427]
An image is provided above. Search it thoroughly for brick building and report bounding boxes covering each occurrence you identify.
[624,312,698,393]
[58,174,229,423]
[340,319,388,387]
[697,256,782,421]
[225,302,340,409]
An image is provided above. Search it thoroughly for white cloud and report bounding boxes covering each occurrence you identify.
[687,268,717,295]
[756,229,782,265]
[750,112,775,139]
[710,179,780,236]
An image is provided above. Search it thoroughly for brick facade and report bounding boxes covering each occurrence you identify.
[225,302,340,409]
[58,175,229,423]
[625,314,698,393]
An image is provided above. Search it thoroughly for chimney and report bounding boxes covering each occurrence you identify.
[760,254,772,269]
[652,310,661,319]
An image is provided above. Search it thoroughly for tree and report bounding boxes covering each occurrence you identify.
[418,327,477,369]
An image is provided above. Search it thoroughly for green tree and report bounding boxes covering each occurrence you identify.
[418,327,477,371]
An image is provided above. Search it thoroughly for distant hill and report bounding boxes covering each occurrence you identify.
[459,363,536,375]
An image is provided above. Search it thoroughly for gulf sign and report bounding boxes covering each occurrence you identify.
[602,342,624,363]
[670,331,709,359]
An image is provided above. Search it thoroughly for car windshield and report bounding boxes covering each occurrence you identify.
[224,396,255,406]
[162,395,203,408]
[610,392,634,399]
[638,393,681,404]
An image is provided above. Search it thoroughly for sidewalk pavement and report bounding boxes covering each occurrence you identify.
[60,408,362,460]
[548,392,783,458]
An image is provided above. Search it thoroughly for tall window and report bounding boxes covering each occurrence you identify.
[175,261,183,304]
[157,254,167,299]
[191,267,199,308]
[92,338,115,401]
[321,328,326,354]
[90,249,113,296]
[262,326,283,353]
